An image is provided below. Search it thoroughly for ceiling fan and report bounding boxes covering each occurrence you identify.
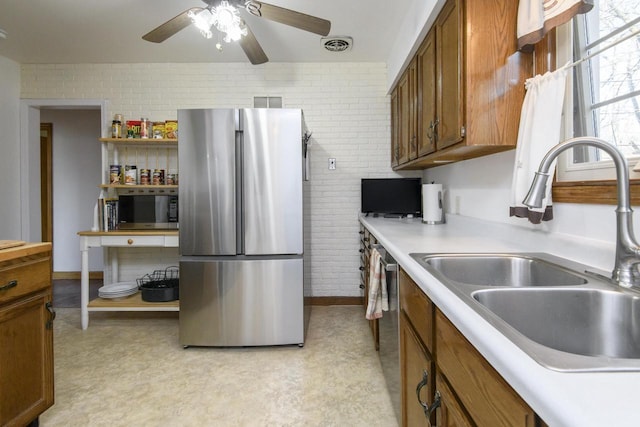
[142,0,331,65]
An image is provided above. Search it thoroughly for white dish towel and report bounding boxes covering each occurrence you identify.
[365,248,388,320]
[509,66,569,224]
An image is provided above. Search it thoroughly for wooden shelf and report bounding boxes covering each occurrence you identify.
[99,138,177,146]
[88,292,179,311]
[99,184,178,190]
[77,230,178,236]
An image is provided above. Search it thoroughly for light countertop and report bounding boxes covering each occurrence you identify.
[359,214,639,427]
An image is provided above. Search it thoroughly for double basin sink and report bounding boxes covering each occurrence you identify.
[410,253,640,372]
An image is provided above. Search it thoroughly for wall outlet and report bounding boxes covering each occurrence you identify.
[328,158,336,170]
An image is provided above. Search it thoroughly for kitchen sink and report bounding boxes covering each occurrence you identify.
[410,252,640,371]
[473,288,640,360]
[417,254,587,286]
[412,253,587,286]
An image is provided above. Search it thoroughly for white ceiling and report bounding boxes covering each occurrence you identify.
[0,0,415,65]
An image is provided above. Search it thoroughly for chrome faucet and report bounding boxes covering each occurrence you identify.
[523,136,640,288]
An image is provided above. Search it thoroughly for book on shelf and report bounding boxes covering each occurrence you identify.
[98,198,119,231]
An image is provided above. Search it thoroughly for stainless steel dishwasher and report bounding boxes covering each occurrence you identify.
[374,246,400,424]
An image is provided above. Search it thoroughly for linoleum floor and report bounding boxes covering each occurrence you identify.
[40,295,397,426]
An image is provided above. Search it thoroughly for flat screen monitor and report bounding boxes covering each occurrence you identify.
[361,178,422,216]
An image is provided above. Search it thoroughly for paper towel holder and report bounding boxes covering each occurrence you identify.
[422,188,446,225]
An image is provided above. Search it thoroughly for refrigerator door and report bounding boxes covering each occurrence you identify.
[241,109,303,255]
[178,109,237,256]
[179,258,304,346]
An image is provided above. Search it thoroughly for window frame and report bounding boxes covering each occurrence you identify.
[551,8,640,205]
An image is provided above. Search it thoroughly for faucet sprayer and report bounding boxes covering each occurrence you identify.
[523,137,640,288]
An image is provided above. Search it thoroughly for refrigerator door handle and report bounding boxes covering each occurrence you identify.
[236,124,244,255]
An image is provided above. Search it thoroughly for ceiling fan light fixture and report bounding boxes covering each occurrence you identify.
[224,23,248,42]
[211,0,245,43]
[188,9,215,38]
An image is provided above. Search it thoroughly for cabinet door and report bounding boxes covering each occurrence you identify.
[435,374,474,427]
[436,309,536,427]
[0,291,54,426]
[417,28,437,157]
[390,87,400,167]
[397,61,417,165]
[436,0,464,150]
[400,314,435,426]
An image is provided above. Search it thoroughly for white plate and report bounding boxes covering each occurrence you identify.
[99,288,138,299]
[98,281,138,294]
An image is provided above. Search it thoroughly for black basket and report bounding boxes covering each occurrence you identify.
[136,266,179,302]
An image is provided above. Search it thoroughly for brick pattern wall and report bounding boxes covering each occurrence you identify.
[21,62,408,296]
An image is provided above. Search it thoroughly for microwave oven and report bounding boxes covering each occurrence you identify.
[118,195,178,230]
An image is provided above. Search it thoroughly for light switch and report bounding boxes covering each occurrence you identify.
[328,158,336,170]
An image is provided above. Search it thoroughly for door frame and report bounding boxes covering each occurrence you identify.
[40,123,53,243]
[19,99,107,241]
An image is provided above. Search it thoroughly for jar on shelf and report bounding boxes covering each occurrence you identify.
[140,118,151,139]
[111,120,122,138]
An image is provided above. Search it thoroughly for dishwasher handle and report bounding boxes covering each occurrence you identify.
[371,244,398,272]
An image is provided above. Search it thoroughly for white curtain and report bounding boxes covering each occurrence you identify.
[510,67,568,224]
[517,0,593,51]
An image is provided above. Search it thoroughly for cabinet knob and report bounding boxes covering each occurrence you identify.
[127,239,134,245]
[359,284,365,289]
[416,370,441,422]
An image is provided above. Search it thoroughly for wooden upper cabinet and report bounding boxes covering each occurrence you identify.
[391,0,532,170]
[396,60,417,165]
[390,87,400,167]
[436,0,464,150]
[417,28,437,157]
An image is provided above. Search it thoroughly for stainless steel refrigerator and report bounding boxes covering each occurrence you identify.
[178,108,307,347]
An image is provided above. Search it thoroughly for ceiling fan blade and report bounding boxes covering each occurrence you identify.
[142,7,203,43]
[245,1,331,36]
[239,23,269,65]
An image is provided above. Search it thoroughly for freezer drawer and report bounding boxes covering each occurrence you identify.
[179,258,304,346]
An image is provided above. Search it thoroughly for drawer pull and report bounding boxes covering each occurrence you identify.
[127,239,134,245]
[46,301,56,330]
[0,280,18,291]
[417,370,441,421]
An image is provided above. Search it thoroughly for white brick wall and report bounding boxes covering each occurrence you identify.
[21,62,412,296]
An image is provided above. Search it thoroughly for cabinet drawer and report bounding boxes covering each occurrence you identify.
[399,269,434,353]
[100,235,166,246]
[0,256,51,304]
[436,309,536,427]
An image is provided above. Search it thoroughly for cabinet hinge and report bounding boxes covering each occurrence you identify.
[461,126,466,137]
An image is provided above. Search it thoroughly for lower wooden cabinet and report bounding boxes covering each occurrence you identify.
[435,374,473,427]
[359,225,379,349]
[0,244,54,426]
[400,314,435,426]
[399,267,543,427]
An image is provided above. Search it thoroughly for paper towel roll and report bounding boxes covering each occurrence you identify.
[422,184,445,224]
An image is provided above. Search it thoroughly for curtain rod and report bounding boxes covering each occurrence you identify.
[565,27,640,70]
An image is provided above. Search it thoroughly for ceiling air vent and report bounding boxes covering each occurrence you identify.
[321,36,353,53]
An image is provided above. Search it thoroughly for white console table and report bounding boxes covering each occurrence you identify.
[78,231,179,330]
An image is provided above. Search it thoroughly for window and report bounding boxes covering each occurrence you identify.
[556,0,640,182]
